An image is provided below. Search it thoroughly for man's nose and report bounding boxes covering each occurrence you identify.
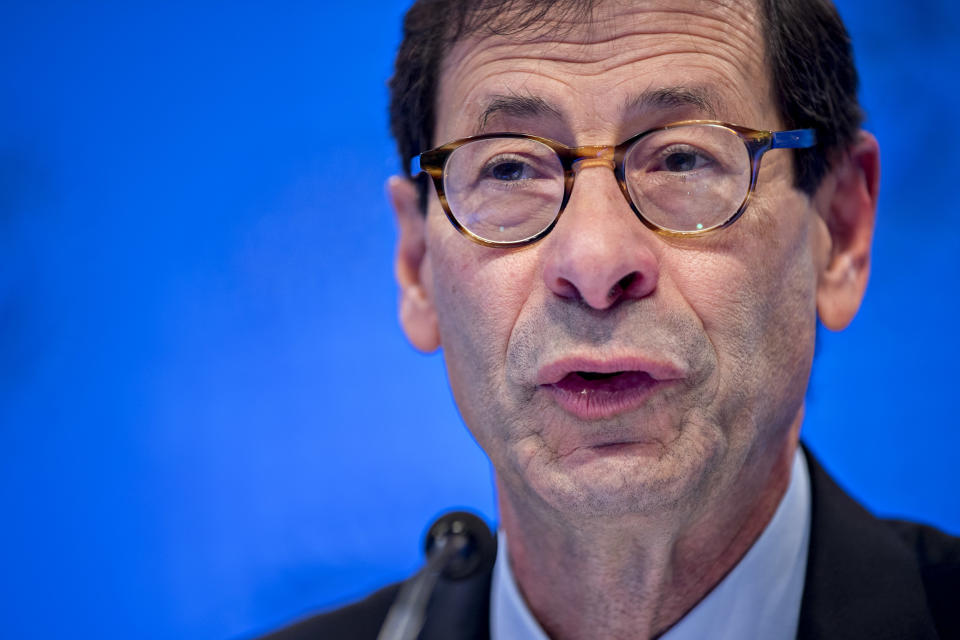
[541,164,660,310]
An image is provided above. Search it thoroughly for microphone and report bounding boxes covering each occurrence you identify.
[376,511,495,640]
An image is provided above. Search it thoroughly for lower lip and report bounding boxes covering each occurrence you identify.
[543,371,667,420]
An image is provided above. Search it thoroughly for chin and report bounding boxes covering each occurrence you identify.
[520,429,726,520]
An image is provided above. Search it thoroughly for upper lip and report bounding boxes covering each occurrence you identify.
[535,355,686,386]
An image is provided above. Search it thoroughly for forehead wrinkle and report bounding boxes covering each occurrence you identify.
[454,31,756,78]
[448,45,755,110]
[579,24,765,93]
[496,0,758,46]
[436,0,773,142]
[441,1,764,86]
[476,3,763,69]
[446,42,761,106]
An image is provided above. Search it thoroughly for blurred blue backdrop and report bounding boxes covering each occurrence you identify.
[1,2,958,638]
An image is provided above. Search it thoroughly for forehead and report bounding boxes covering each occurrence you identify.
[435,0,776,144]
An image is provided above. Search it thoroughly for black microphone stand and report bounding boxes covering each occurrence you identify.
[376,511,494,640]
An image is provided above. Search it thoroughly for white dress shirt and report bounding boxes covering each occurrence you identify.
[491,449,812,640]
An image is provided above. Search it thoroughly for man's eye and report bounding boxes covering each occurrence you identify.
[659,146,713,172]
[490,161,527,181]
[479,153,543,182]
[664,151,698,172]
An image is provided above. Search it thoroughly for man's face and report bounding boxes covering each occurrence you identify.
[400,0,839,521]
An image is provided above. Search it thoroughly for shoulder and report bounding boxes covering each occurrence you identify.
[801,446,960,639]
[883,517,960,568]
[882,518,960,638]
[256,554,495,640]
[256,582,401,640]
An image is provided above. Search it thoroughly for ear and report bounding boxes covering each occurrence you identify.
[815,131,880,331]
[389,175,440,352]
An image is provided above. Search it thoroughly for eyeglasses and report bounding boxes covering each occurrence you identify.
[409,120,816,247]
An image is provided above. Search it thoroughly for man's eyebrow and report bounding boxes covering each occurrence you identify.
[476,94,564,132]
[623,87,722,119]
[474,87,722,134]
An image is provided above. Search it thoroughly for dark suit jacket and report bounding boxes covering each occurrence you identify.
[261,449,960,639]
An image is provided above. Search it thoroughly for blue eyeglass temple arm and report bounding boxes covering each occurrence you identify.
[772,129,816,149]
[409,155,422,176]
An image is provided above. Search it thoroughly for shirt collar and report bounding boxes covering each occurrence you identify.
[491,449,812,640]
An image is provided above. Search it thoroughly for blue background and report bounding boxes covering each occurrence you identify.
[1,2,958,638]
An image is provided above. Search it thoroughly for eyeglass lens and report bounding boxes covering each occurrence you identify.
[441,124,752,242]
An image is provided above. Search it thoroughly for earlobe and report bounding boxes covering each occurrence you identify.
[815,131,880,331]
[389,175,440,352]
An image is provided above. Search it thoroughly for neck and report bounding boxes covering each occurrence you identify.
[496,434,799,640]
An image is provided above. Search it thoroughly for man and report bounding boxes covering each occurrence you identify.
[265,0,959,638]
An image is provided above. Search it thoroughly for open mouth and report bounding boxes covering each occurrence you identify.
[544,370,662,419]
[536,357,683,420]
[554,370,656,394]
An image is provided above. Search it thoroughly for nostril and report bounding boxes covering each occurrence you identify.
[553,276,580,300]
[543,236,659,307]
[608,273,638,301]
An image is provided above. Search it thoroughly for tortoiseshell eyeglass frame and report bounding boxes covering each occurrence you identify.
[408,120,816,248]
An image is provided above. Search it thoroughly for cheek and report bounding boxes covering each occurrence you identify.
[426,214,540,418]
[668,205,819,413]
[670,251,760,376]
